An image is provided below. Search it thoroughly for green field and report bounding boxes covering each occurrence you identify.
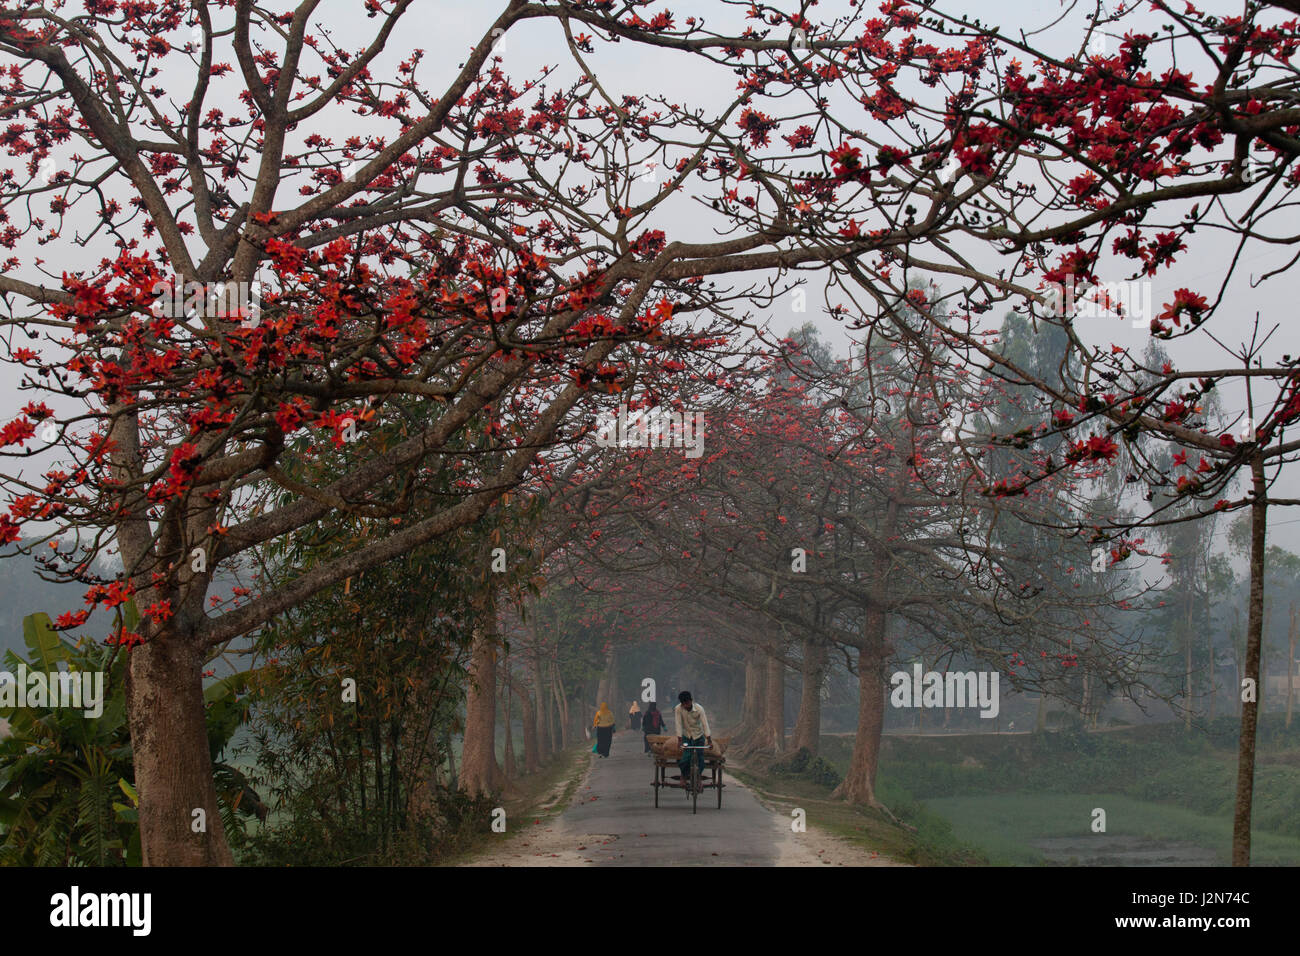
[925,793,1300,866]
[743,717,1300,865]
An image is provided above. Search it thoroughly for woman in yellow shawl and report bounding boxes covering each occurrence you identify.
[592,702,616,757]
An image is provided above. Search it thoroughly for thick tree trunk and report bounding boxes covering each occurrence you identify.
[460,623,500,796]
[833,608,887,806]
[792,638,828,754]
[764,649,786,754]
[125,631,234,866]
[1232,455,1268,866]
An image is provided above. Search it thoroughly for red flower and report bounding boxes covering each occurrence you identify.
[1065,434,1119,464]
[1158,289,1209,328]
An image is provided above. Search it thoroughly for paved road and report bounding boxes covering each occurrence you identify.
[557,733,797,866]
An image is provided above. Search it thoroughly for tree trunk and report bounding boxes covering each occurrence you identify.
[513,680,540,774]
[502,657,515,778]
[460,622,500,796]
[1232,454,1268,866]
[125,630,235,866]
[833,608,887,806]
[791,638,828,754]
[606,646,619,722]
[545,659,559,753]
[555,665,572,746]
[731,648,766,752]
[764,649,786,754]
[551,665,569,750]
[532,649,552,764]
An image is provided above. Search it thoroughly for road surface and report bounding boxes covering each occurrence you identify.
[465,733,901,867]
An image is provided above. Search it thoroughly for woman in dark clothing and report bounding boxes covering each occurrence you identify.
[641,700,664,752]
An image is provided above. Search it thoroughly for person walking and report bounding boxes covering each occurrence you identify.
[641,700,664,752]
[593,702,616,757]
[629,700,642,731]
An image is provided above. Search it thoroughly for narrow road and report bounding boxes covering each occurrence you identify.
[562,735,787,865]
[466,733,902,867]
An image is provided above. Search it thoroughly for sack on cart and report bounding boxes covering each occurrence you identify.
[646,734,681,759]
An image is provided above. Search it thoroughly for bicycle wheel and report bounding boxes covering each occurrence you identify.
[691,760,699,814]
[716,764,723,809]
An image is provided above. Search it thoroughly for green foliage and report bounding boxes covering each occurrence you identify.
[0,613,136,866]
[243,392,556,864]
[250,781,494,866]
[247,499,514,862]
[0,611,259,866]
[771,747,844,789]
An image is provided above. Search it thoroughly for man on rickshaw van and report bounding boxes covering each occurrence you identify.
[673,690,711,790]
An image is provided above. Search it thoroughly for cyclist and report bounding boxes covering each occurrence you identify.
[673,690,711,792]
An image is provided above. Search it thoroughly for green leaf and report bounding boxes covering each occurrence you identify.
[22,613,67,673]
[122,598,141,635]
[203,670,251,704]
